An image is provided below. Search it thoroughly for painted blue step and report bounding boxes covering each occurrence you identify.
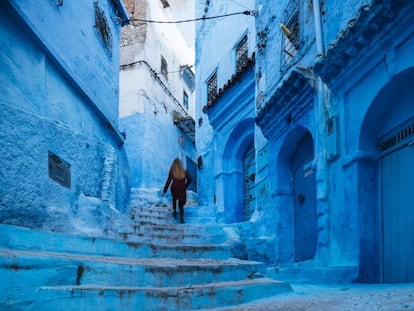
[120,222,228,245]
[34,278,291,311]
[1,197,292,311]
[0,224,233,259]
[0,248,266,288]
[132,206,217,225]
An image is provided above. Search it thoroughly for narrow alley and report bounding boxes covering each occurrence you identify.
[2,0,414,310]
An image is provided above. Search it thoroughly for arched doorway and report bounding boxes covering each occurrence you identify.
[221,118,255,223]
[359,67,414,282]
[380,124,414,282]
[291,132,317,262]
[276,127,316,263]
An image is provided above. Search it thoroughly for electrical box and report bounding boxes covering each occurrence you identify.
[48,151,71,188]
[326,116,340,161]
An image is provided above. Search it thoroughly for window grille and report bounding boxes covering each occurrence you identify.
[161,56,168,80]
[183,91,189,110]
[280,0,300,72]
[236,35,248,73]
[94,2,112,56]
[207,71,217,103]
[380,122,414,151]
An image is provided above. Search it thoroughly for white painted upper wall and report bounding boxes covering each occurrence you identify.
[120,0,195,119]
[160,0,195,52]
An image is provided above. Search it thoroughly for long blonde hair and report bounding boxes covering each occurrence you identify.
[170,158,186,179]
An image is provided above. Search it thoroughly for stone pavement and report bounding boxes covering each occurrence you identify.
[205,283,414,310]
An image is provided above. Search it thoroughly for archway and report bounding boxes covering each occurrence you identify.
[221,118,255,223]
[276,126,316,263]
[359,67,414,282]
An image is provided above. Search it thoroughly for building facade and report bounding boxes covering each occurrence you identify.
[196,0,414,283]
[119,0,197,194]
[195,0,260,215]
[0,0,130,236]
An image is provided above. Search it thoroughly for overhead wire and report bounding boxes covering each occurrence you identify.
[126,10,257,24]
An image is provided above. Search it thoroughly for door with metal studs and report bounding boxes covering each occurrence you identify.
[291,133,317,262]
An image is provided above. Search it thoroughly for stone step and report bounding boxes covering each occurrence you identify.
[132,213,216,226]
[0,224,233,259]
[120,230,227,245]
[121,221,228,245]
[131,206,216,224]
[0,248,266,289]
[34,278,291,311]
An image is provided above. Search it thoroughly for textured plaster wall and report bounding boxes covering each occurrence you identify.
[322,0,372,45]
[8,0,124,127]
[0,1,130,235]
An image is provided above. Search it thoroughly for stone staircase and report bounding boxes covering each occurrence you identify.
[0,196,291,310]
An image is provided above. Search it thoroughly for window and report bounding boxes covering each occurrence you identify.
[236,35,248,73]
[183,91,189,110]
[280,0,300,71]
[94,2,112,56]
[161,56,168,79]
[207,71,217,103]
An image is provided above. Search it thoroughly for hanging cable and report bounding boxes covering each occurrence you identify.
[126,10,257,24]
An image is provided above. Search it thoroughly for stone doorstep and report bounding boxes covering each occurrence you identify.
[35,278,291,311]
[0,248,266,287]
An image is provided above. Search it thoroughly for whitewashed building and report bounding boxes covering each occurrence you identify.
[119,0,197,193]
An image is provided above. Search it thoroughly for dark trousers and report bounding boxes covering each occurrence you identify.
[172,198,185,219]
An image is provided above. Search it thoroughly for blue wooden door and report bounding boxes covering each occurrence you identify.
[291,133,317,262]
[382,143,414,282]
[243,144,256,221]
[186,157,197,193]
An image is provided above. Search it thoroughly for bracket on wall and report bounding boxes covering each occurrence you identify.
[326,116,340,161]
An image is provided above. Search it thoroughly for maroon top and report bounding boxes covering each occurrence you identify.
[163,171,192,202]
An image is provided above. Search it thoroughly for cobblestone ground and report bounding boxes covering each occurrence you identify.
[209,283,414,311]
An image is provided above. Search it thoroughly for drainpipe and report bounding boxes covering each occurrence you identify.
[312,0,330,264]
[312,0,324,56]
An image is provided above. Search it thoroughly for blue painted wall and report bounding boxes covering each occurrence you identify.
[195,0,258,209]
[257,0,414,283]
[0,1,130,235]
[197,0,414,283]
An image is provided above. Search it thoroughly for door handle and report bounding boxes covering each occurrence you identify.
[249,173,255,182]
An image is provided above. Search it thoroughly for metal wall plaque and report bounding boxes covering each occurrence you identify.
[48,151,71,189]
